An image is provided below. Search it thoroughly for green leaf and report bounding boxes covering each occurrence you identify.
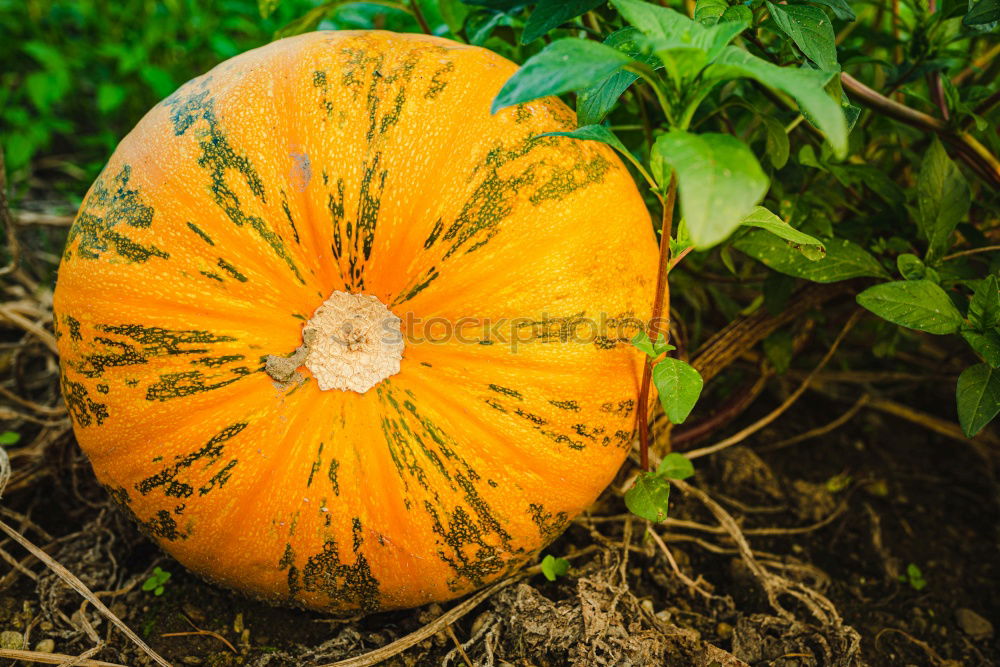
[632,330,656,356]
[274,3,333,38]
[739,206,825,259]
[522,0,605,43]
[766,2,839,72]
[957,364,1000,436]
[917,139,970,261]
[492,39,635,113]
[612,0,695,41]
[722,5,753,24]
[967,275,999,331]
[964,0,1000,25]
[625,472,672,522]
[807,0,856,21]
[540,554,571,581]
[612,0,747,83]
[856,280,964,334]
[631,330,674,357]
[25,73,52,111]
[652,131,768,248]
[962,330,1000,367]
[440,0,472,35]
[258,0,281,18]
[735,231,888,282]
[538,125,656,187]
[96,83,126,114]
[762,116,790,169]
[657,452,695,480]
[896,253,927,280]
[0,431,20,446]
[140,65,175,99]
[901,563,928,590]
[577,28,660,126]
[706,47,847,157]
[695,0,729,25]
[763,329,794,373]
[652,357,704,424]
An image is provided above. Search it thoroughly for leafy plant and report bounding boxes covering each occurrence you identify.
[540,554,571,581]
[142,566,171,596]
[899,562,928,591]
[624,452,695,522]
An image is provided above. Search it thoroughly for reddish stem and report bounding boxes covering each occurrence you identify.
[637,174,677,471]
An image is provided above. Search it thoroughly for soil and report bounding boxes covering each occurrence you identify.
[2,375,998,667]
[2,196,998,666]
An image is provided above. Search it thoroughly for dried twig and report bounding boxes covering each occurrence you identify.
[841,72,1000,188]
[0,305,58,354]
[12,210,75,226]
[322,547,598,667]
[684,311,861,459]
[0,649,125,667]
[646,525,716,600]
[672,478,842,626]
[759,394,871,452]
[320,577,519,667]
[0,518,171,667]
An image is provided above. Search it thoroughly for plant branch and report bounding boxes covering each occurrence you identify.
[636,173,677,471]
[0,519,171,667]
[952,42,1000,86]
[841,72,1000,189]
[942,244,1000,261]
[410,0,432,34]
[683,310,860,460]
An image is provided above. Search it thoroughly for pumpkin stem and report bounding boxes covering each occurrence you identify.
[265,291,404,393]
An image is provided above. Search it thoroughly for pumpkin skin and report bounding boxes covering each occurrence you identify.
[53,30,658,612]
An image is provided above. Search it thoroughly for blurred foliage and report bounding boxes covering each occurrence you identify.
[0,0,429,198]
[1,0,999,435]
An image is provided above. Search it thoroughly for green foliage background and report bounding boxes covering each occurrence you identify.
[1,0,999,438]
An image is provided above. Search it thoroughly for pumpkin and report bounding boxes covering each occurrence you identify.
[53,30,658,612]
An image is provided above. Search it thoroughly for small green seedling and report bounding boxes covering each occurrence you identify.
[540,554,570,581]
[825,472,853,493]
[142,566,171,596]
[899,563,927,591]
[631,330,674,358]
[625,453,696,522]
[0,431,21,446]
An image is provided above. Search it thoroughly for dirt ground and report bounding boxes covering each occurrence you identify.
[2,196,998,666]
[2,368,998,666]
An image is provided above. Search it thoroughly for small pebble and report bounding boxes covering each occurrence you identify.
[182,657,203,665]
[955,608,994,640]
[0,630,23,650]
[35,638,55,653]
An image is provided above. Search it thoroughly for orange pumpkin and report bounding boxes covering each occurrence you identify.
[53,30,657,612]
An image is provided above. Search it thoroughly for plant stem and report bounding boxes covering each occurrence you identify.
[925,0,950,122]
[636,173,677,471]
[941,244,1000,262]
[410,0,432,34]
[627,63,675,127]
[953,42,1000,86]
[841,72,1000,189]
